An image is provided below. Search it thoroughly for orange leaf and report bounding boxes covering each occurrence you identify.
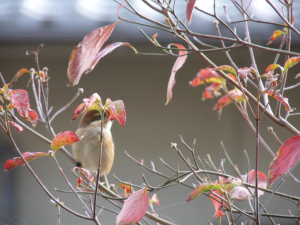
[263,90,294,112]
[209,190,226,218]
[116,187,149,225]
[265,64,283,74]
[10,68,30,86]
[165,44,188,105]
[5,152,48,171]
[67,21,121,86]
[268,135,300,188]
[189,68,224,87]
[267,30,284,45]
[150,193,160,205]
[51,131,81,151]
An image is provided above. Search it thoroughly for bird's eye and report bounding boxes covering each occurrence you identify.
[91,114,101,121]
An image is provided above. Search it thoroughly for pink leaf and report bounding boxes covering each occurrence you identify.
[237,67,256,85]
[67,21,120,86]
[116,187,149,225]
[268,135,300,188]
[186,0,197,25]
[51,131,81,151]
[5,152,48,171]
[165,44,188,105]
[9,121,23,133]
[88,42,137,72]
[231,170,267,201]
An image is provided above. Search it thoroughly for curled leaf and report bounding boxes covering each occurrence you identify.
[213,89,245,118]
[186,0,197,25]
[5,152,48,171]
[265,64,283,74]
[9,121,23,133]
[263,90,294,112]
[283,56,300,73]
[51,131,81,151]
[10,68,30,86]
[237,67,256,85]
[8,89,38,126]
[88,42,137,72]
[105,99,126,128]
[165,44,188,105]
[186,183,223,202]
[189,68,224,87]
[72,93,102,121]
[268,135,300,188]
[150,193,160,205]
[267,30,284,45]
[116,187,149,225]
[231,170,267,201]
[209,190,226,218]
[202,83,222,101]
[67,21,120,86]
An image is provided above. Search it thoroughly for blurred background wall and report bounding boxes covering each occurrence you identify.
[0,1,299,225]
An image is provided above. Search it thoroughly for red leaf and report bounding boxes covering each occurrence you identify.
[9,121,23,133]
[165,44,188,105]
[186,0,197,25]
[189,68,224,87]
[88,42,137,72]
[186,183,223,202]
[209,190,226,218]
[231,170,267,201]
[5,152,48,171]
[72,93,102,121]
[118,183,132,197]
[268,135,300,188]
[8,89,38,126]
[263,90,294,112]
[116,187,149,225]
[202,83,222,101]
[213,89,245,118]
[105,99,126,128]
[283,56,300,73]
[67,21,120,86]
[267,30,284,45]
[51,131,81,151]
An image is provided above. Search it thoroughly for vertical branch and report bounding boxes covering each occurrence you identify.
[276,3,292,117]
[93,110,104,219]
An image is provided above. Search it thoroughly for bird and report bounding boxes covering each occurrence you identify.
[72,110,114,176]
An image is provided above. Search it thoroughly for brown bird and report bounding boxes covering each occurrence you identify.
[72,110,114,176]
